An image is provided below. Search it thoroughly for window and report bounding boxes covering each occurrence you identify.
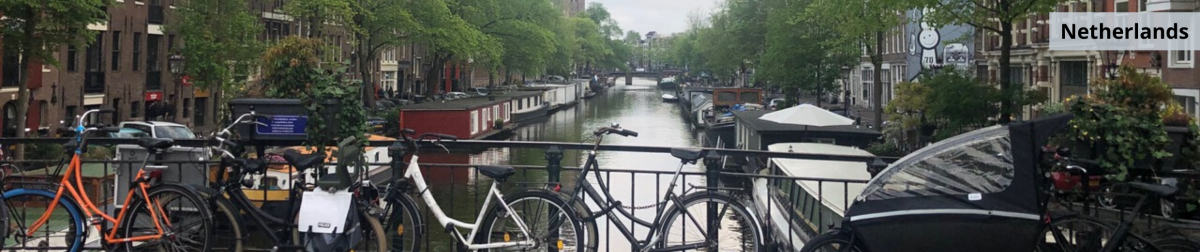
[168,35,175,52]
[1008,66,1027,86]
[1,51,18,87]
[111,31,121,71]
[860,127,1013,200]
[717,91,737,103]
[1176,95,1197,117]
[155,125,195,139]
[133,33,142,71]
[1060,61,1089,100]
[182,98,190,118]
[1115,0,1128,12]
[1139,0,1147,11]
[147,35,163,90]
[739,92,760,103]
[67,46,78,72]
[1171,50,1194,68]
[3,102,15,137]
[86,33,104,72]
[194,97,207,126]
[470,110,479,134]
[131,101,140,118]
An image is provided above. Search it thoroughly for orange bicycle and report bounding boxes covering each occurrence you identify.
[4,108,214,251]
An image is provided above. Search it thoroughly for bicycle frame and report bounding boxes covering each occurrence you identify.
[562,135,715,252]
[402,155,536,249]
[26,109,173,245]
[211,157,307,247]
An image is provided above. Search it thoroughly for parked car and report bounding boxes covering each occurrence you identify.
[636,68,646,72]
[118,121,197,140]
[473,87,490,96]
[109,128,150,138]
[447,92,470,99]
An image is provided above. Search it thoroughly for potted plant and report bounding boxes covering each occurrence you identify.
[494,118,505,130]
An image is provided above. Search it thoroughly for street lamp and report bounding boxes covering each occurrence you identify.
[1100,50,1119,80]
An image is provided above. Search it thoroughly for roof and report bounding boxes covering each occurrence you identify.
[732,110,880,135]
[492,91,544,99]
[767,143,875,216]
[401,96,510,111]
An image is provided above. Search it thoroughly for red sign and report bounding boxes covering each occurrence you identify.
[145,91,163,101]
[181,75,192,86]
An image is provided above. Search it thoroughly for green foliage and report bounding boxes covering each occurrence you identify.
[171,0,262,92]
[284,0,357,36]
[760,0,855,98]
[26,143,64,161]
[260,37,367,152]
[1065,65,1176,180]
[923,67,1000,133]
[866,141,904,157]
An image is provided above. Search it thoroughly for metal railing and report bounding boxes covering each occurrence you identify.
[0,138,893,251]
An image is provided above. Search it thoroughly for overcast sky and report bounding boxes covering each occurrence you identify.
[590,0,721,37]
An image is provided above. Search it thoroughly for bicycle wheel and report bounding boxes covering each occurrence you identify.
[1152,237,1200,252]
[191,186,244,252]
[1038,215,1164,252]
[476,189,585,252]
[352,215,388,251]
[799,231,865,252]
[114,183,215,252]
[658,191,762,252]
[3,188,86,252]
[383,193,423,252]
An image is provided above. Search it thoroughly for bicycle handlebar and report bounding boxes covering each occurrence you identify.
[592,127,638,137]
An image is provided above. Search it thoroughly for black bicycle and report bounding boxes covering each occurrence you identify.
[201,111,387,251]
[562,123,763,251]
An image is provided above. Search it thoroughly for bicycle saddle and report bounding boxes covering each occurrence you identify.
[282,150,325,171]
[1128,182,1179,197]
[477,165,515,182]
[670,148,706,164]
[137,138,174,150]
[234,158,266,174]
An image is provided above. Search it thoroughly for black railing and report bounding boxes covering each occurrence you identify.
[0,138,1196,251]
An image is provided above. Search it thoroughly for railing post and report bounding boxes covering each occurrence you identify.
[545,146,563,183]
[706,157,719,242]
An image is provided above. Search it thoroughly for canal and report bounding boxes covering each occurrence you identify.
[419,77,711,251]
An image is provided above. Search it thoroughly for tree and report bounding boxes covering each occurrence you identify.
[903,0,1065,123]
[462,0,562,79]
[760,0,855,107]
[350,0,419,108]
[171,0,261,99]
[283,0,356,38]
[0,0,111,158]
[408,0,498,96]
[807,0,905,129]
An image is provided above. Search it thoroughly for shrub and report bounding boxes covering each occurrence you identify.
[1065,65,1175,180]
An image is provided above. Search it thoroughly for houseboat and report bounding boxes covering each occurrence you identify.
[400,96,513,140]
[731,110,881,150]
[524,82,583,112]
[496,91,550,122]
[700,87,765,147]
[238,134,398,207]
[658,76,679,90]
[661,94,678,102]
[752,143,875,251]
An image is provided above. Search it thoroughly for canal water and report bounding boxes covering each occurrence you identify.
[418,77,710,251]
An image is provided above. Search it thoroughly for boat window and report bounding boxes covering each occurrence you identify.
[860,132,1013,201]
[739,92,760,103]
[717,92,737,102]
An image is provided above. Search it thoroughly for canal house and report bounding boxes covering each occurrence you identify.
[752,143,875,249]
[732,110,880,150]
[400,97,513,139]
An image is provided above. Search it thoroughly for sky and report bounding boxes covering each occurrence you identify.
[590,0,721,37]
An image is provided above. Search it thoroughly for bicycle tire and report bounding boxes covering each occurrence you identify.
[355,214,388,251]
[3,188,86,252]
[191,186,245,252]
[799,231,865,252]
[475,189,586,252]
[657,191,763,251]
[113,183,216,252]
[1151,237,1200,252]
[568,193,599,252]
[383,193,423,252]
[1038,214,1165,252]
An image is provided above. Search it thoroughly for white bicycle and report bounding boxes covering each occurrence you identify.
[379,129,589,251]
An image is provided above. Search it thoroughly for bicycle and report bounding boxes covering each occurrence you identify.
[381,129,588,251]
[201,111,388,251]
[560,123,764,251]
[4,108,215,251]
[1037,153,1200,252]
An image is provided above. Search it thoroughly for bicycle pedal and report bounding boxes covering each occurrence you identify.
[90,216,105,225]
